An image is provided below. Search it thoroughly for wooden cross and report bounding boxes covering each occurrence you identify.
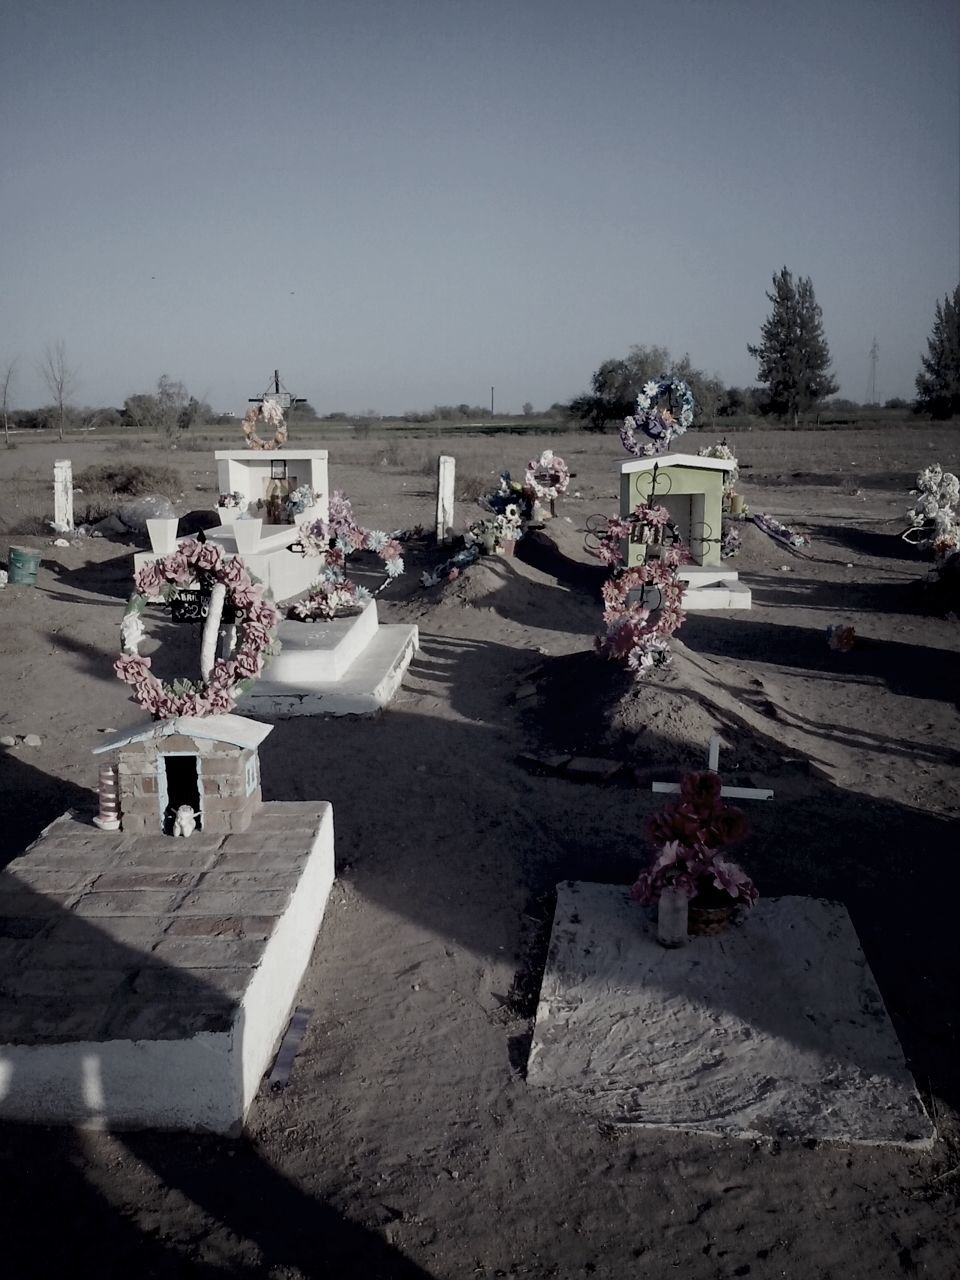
[652,735,773,801]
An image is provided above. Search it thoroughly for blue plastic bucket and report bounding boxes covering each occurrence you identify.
[7,545,41,586]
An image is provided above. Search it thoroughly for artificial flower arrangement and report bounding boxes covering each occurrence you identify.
[290,489,404,620]
[217,491,245,509]
[697,441,740,499]
[484,472,535,522]
[283,484,316,521]
[465,509,524,553]
[595,503,687,676]
[621,377,695,457]
[750,511,809,550]
[720,525,742,559]
[116,540,280,718]
[905,463,959,568]
[524,450,570,503]
[420,542,480,588]
[630,771,757,924]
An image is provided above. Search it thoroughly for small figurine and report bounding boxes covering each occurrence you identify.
[171,805,200,838]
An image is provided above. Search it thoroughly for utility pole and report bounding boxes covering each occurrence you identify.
[868,338,879,405]
[490,386,494,416]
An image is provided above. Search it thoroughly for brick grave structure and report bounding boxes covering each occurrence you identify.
[94,714,271,836]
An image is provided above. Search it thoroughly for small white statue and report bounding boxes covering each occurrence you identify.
[120,612,146,655]
[171,805,200,838]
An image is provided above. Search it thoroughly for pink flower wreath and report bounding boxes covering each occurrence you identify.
[116,539,280,718]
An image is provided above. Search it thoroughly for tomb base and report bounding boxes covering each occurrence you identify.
[0,802,334,1133]
[679,565,752,610]
[528,882,934,1147]
[247,613,419,716]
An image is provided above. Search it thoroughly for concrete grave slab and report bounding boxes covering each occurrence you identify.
[528,882,934,1147]
[0,801,334,1133]
[246,621,419,717]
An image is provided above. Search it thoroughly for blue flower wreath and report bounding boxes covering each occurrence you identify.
[620,377,696,457]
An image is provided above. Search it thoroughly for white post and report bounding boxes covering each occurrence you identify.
[436,455,455,544]
[200,583,226,682]
[54,459,74,532]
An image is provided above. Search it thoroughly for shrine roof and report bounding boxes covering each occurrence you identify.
[619,452,735,475]
[93,714,273,755]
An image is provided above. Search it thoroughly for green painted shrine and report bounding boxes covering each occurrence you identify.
[620,453,734,569]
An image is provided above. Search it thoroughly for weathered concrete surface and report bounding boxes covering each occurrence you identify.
[0,801,334,1132]
[528,883,934,1147]
[247,623,419,716]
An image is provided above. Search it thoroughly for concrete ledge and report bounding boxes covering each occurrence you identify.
[246,624,419,717]
[0,802,335,1132]
[268,600,380,683]
[681,579,752,610]
[528,883,934,1147]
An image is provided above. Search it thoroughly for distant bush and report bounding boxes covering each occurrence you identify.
[75,462,182,498]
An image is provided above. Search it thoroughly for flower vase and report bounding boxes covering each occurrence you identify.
[217,506,238,525]
[481,531,497,555]
[146,518,180,554]
[233,518,263,556]
[531,500,547,525]
[497,538,515,558]
[656,888,688,948]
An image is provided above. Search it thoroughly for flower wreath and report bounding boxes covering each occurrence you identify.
[242,399,288,451]
[116,540,280,718]
[290,489,405,620]
[596,558,686,675]
[620,377,695,457]
[524,449,570,502]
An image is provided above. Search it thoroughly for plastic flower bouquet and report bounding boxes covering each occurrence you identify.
[630,771,757,912]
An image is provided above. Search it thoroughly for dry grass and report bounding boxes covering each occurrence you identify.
[75,462,183,499]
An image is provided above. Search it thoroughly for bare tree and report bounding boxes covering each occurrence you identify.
[1,357,16,447]
[39,340,78,442]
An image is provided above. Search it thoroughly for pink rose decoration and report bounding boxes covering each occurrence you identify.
[135,563,164,595]
[192,543,222,571]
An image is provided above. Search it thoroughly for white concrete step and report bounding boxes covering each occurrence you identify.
[682,580,752,610]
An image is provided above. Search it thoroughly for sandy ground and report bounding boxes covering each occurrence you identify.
[0,423,958,1278]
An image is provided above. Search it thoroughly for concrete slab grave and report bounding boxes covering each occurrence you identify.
[0,802,335,1133]
[246,603,419,717]
[527,881,934,1147]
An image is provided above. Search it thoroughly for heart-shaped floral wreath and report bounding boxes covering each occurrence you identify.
[116,539,280,718]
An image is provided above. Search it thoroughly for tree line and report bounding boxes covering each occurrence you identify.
[4,278,959,445]
[571,270,960,431]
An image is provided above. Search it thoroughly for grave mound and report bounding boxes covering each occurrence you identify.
[524,645,788,779]
[734,516,810,572]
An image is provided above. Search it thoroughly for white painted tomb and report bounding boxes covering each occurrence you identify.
[0,801,335,1133]
[528,881,934,1147]
[246,599,419,717]
[133,450,331,604]
[620,453,751,610]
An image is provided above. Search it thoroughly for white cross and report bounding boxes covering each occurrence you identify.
[651,735,773,801]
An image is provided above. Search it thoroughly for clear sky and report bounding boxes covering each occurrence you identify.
[1,0,958,414]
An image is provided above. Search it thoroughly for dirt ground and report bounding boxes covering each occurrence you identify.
[0,423,958,1279]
